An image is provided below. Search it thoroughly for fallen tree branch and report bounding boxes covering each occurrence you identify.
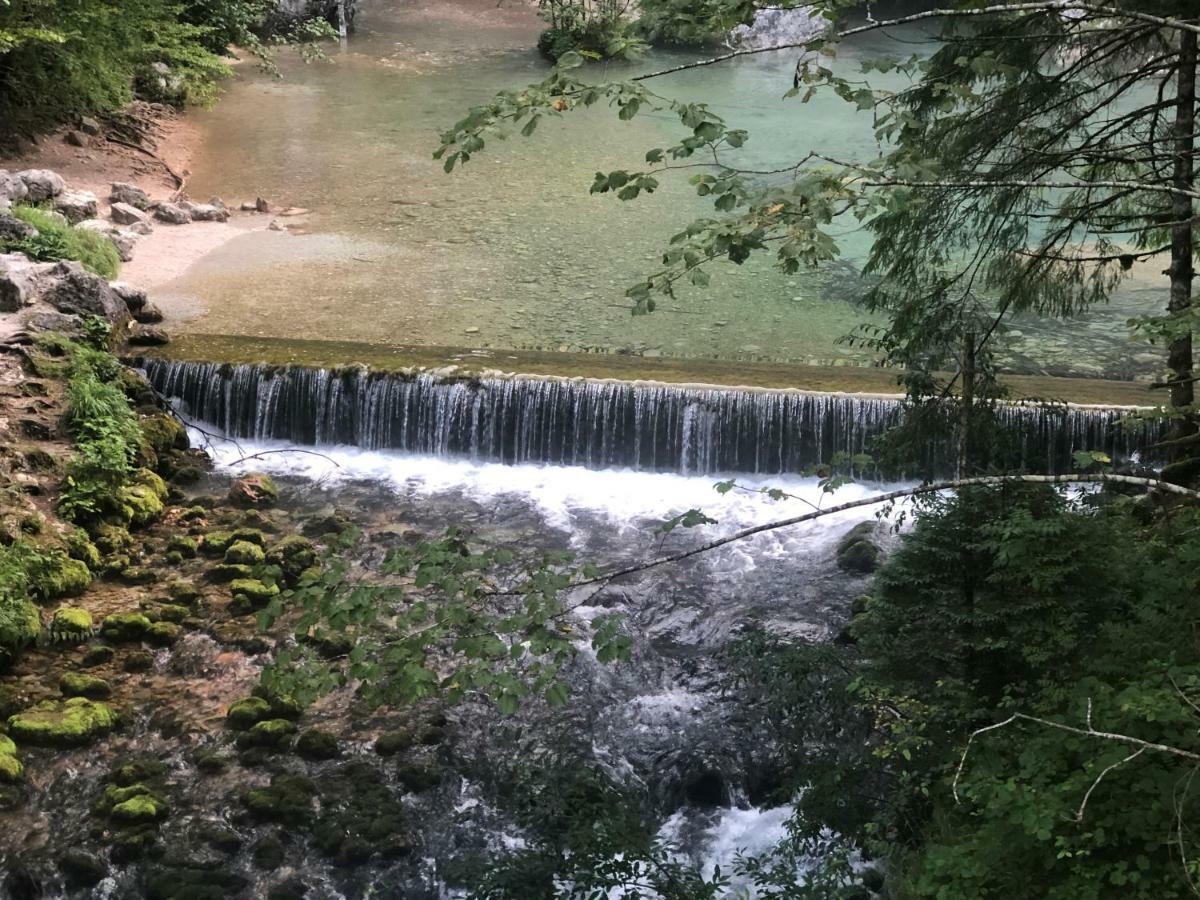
[576,474,1200,589]
[225,448,342,468]
[953,698,1200,808]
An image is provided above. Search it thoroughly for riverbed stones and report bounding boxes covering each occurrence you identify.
[50,607,94,641]
[0,734,22,783]
[58,848,108,887]
[226,696,271,729]
[8,697,119,746]
[266,534,316,583]
[18,169,65,201]
[230,473,279,508]
[60,672,112,700]
[110,201,150,226]
[243,773,317,821]
[128,324,170,346]
[179,200,229,222]
[152,202,191,225]
[54,189,99,224]
[225,540,265,566]
[295,728,340,760]
[100,613,153,642]
[110,182,151,210]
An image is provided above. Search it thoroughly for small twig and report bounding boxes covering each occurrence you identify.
[1077,747,1146,822]
[225,448,342,468]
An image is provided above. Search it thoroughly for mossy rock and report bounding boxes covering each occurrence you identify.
[167,579,200,604]
[112,757,168,786]
[395,759,444,793]
[66,530,102,570]
[82,645,115,667]
[836,539,881,574]
[225,541,265,566]
[302,513,351,538]
[50,607,94,640]
[236,718,297,750]
[198,823,243,854]
[225,696,271,730]
[58,848,108,887]
[239,509,280,533]
[166,535,198,559]
[194,750,228,774]
[179,506,208,523]
[164,551,184,566]
[111,792,169,823]
[102,554,131,576]
[123,651,154,673]
[207,563,253,583]
[229,473,279,508]
[154,604,190,623]
[8,697,119,746]
[140,412,187,456]
[0,599,42,657]
[0,749,22,783]
[117,565,158,586]
[231,527,268,547]
[134,467,169,501]
[252,836,286,869]
[295,729,340,761]
[251,687,303,720]
[146,621,182,647]
[90,523,132,555]
[33,553,92,600]
[60,672,112,700]
[243,774,316,821]
[266,535,316,583]
[229,578,278,607]
[201,531,236,556]
[0,685,30,719]
[374,730,415,756]
[116,483,165,527]
[100,613,152,642]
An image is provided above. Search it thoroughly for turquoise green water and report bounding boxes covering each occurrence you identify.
[164,0,1163,380]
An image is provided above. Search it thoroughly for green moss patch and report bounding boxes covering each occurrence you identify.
[8,697,119,747]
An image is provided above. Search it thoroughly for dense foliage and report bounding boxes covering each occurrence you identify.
[734,485,1200,898]
[0,0,335,137]
[2,205,122,279]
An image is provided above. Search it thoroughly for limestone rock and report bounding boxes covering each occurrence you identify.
[128,324,170,346]
[110,281,148,312]
[42,261,127,322]
[110,182,150,210]
[110,201,150,226]
[54,189,99,224]
[0,253,52,312]
[152,202,191,225]
[17,169,65,201]
[133,301,163,324]
[64,130,86,147]
[180,200,229,222]
[79,116,102,136]
[0,170,28,203]
[0,214,37,243]
[127,219,153,236]
[110,230,138,262]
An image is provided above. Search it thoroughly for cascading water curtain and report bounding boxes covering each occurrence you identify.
[140,358,1158,478]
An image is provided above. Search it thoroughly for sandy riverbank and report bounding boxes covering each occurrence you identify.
[0,103,273,294]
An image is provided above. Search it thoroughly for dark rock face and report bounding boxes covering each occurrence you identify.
[0,214,37,243]
[42,261,128,324]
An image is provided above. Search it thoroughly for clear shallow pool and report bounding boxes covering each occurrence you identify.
[161,0,1166,383]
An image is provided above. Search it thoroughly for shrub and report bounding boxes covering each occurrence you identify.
[4,206,120,279]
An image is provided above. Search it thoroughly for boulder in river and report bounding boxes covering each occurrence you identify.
[835,520,882,574]
[128,324,170,346]
[7,697,119,747]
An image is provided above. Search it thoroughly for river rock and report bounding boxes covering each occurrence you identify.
[835,521,882,574]
[0,253,52,312]
[110,281,148,312]
[43,261,128,322]
[179,200,229,222]
[17,169,65,201]
[128,324,170,346]
[7,697,119,746]
[111,181,150,209]
[152,202,191,225]
[110,201,150,226]
[0,214,37,243]
[0,170,28,203]
[133,301,163,324]
[54,189,99,224]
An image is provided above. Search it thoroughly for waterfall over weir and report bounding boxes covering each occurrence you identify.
[140,359,1153,477]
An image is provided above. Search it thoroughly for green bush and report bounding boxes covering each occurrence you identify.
[632,0,732,47]
[3,206,120,279]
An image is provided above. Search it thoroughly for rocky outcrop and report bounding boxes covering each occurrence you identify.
[17,170,65,202]
[54,190,99,224]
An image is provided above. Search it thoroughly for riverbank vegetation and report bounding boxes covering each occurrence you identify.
[0,0,336,139]
[2,206,121,278]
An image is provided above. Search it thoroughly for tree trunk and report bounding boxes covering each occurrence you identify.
[958,331,976,479]
[1165,28,1198,485]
